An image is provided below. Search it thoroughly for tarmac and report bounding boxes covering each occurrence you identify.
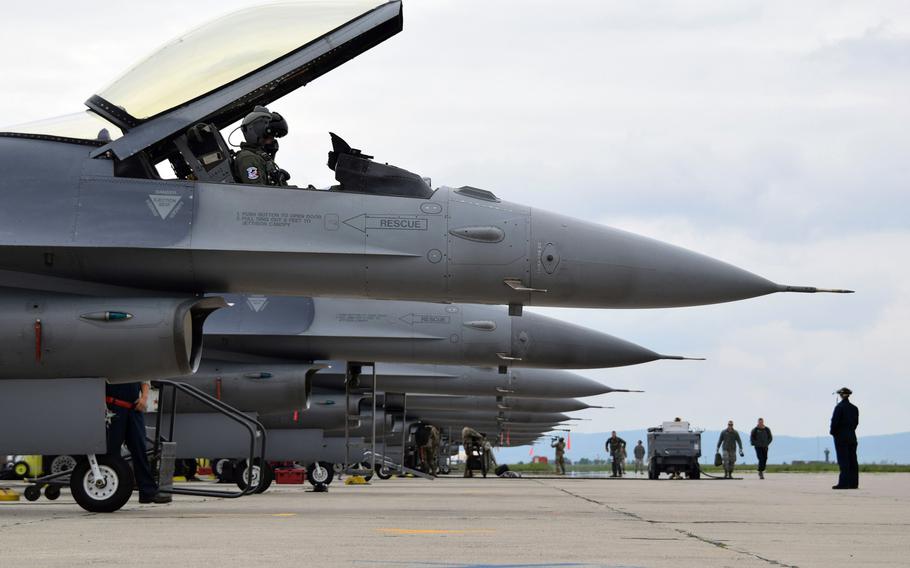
[1,473,908,567]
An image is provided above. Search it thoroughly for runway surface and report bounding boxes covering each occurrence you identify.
[1,473,908,567]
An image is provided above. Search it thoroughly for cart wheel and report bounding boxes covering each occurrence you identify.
[13,461,30,479]
[45,485,61,500]
[70,455,134,513]
[374,464,393,480]
[439,463,451,475]
[24,485,41,501]
[332,462,345,474]
[306,462,334,486]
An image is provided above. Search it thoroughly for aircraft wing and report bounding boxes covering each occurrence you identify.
[88,0,403,161]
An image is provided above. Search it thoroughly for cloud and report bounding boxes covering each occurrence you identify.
[0,0,906,436]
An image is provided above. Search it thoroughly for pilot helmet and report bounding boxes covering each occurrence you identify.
[241,105,289,149]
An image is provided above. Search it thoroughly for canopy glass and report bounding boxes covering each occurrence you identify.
[96,1,387,120]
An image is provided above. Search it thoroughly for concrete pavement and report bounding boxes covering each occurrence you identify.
[1,473,908,567]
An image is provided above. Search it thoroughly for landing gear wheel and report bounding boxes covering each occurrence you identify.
[374,463,393,480]
[50,455,77,475]
[307,462,334,486]
[212,458,232,483]
[24,485,41,501]
[184,459,198,480]
[13,461,30,479]
[70,455,134,513]
[236,459,273,493]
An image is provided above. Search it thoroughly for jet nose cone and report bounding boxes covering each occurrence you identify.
[512,311,662,369]
[512,368,614,398]
[530,211,780,308]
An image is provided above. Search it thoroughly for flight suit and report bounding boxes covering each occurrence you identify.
[716,429,743,478]
[633,443,646,475]
[427,426,441,475]
[605,436,626,477]
[830,399,859,488]
[105,382,157,499]
[551,439,566,475]
[233,143,287,186]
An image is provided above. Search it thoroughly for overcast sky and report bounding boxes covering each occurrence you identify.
[2,1,907,437]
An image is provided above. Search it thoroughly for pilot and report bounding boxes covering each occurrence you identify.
[233,105,291,186]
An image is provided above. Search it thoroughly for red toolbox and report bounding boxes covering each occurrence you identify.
[274,468,306,485]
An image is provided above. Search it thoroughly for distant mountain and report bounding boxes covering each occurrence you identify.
[492,431,910,465]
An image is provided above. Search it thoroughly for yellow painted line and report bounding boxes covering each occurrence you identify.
[377,528,495,535]
[272,513,297,517]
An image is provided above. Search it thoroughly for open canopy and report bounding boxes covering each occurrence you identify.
[89,0,402,160]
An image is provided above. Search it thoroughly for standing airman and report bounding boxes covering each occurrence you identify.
[830,387,859,489]
[716,420,744,479]
[551,437,566,475]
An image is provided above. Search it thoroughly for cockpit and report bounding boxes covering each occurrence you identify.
[0,1,432,198]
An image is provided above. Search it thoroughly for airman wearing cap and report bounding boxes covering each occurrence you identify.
[830,387,859,489]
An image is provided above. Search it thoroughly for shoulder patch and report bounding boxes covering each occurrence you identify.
[246,166,260,180]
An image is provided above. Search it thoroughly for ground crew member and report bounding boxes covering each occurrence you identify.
[233,105,290,186]
[830,387,859,489]
[606,431,626,477]
[633,440,645,475]
[551,437,566,475]
[415,423,432,472]
[483,437,497,475]
[427,425,441,476]
[462,427,484,478]
[716,420,744,479]
[750,417,773,479]
[105,381,167,503]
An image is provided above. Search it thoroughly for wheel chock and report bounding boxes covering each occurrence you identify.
[0,488,20,501]
[344,475,369,485]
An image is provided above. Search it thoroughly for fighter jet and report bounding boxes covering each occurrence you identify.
[204,294,693,370]
[0,0,849,511]
[309,362,626,399]
[405,395,609,414]
[0,0,848,382]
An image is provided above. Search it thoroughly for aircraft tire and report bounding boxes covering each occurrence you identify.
[306,462,334,486]
[358,462,374,482]
[70,455,134,513]
[211,458,231,483]
[236,459,273,493]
